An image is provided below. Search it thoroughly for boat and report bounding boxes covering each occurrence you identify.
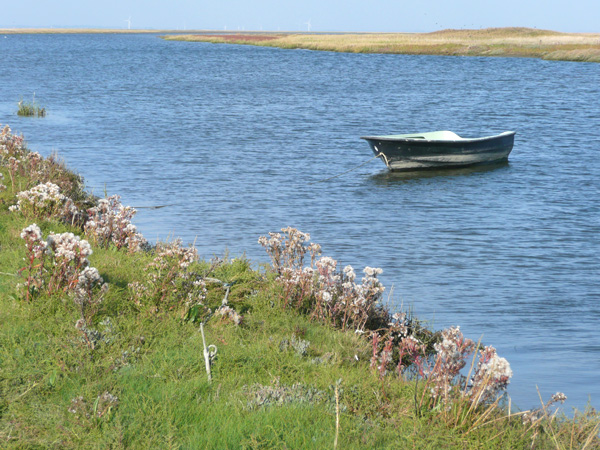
[360,130,515,171]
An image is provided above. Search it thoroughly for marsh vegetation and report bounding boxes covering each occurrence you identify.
[164,27,600,63]
[17,95,46,117]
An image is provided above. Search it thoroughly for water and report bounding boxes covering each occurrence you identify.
[1,33,599,411]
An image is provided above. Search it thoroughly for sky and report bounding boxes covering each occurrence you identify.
[1,0,599,33]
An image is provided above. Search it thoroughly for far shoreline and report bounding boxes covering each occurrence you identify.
[161,27,600,63]
[4,26,599,63]
[0,28,205,34]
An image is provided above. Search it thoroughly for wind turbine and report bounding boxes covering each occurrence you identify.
[125,16,131,30]
[305,19,311,32]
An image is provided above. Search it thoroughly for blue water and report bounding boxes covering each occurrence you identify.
[1,33,599,411]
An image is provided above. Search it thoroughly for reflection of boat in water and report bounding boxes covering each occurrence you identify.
[361,130,515,171]
[369,160,510,185]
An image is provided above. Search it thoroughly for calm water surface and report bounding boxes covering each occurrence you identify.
[1,34,599,411]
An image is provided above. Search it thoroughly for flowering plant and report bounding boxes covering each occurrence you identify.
[85,195,146,252]
[18,224,107,328]
[18,224,102,296]
[372,324,513,408]
[73,266,109,325]
[2,124,87,214]
[0,124,26,166]
[259,227,385,332]
[129,239,206,313]
[45,231,94,294]
[10,182,65,218]
[258,226,320,273]
[19,223,49,302]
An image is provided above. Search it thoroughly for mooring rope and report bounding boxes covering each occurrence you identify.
[132,152,386,199]
[132,204,178,209]
[308,153,385,185]
[376,147,390,168]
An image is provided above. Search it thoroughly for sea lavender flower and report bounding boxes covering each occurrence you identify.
[378,336,394,378]
[77,266,103,286]
[389,312,409,338]
[259,227,389,332]
[11,182,69,220]
[307,242,321,267]
[522,392,568,425]
[364,266,383,277]
[45,231,93,293]
[259,227,312,272]
[469,345,512,404]
[8,156,20,173]
[130,239,202,310]
[278,266,315,308]
[433,326,476,376]
[27,151,42,163]
[343,265,356,282]
[73,266,108,328]
[19,223,49,301]
[320,291,333,302]
[425,326,477,401]
[48,231,93,261]
[397,336,426,375]
[0,124,25,162]
[20,223,42,242]
[85,195,146,251]
[20,223,48,261]
[153,239,198,269]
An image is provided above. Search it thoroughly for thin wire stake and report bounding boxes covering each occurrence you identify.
[200,322,217,382]
[334,383,340,449]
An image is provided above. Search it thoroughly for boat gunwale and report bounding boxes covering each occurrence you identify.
[360,130,516,144]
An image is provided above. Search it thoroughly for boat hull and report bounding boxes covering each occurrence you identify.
[361,131,515,171]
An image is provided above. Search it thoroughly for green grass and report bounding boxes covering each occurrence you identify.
[1,148,600,448]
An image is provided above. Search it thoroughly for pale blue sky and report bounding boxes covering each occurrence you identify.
[2,0,599,33]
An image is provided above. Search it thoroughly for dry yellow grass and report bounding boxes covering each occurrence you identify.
[164,27,600,63]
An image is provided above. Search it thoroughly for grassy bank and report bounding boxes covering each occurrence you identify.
[163,27,600,63]
[1,124,599,449]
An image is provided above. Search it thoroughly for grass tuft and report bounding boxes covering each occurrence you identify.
[17,95,46,117]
